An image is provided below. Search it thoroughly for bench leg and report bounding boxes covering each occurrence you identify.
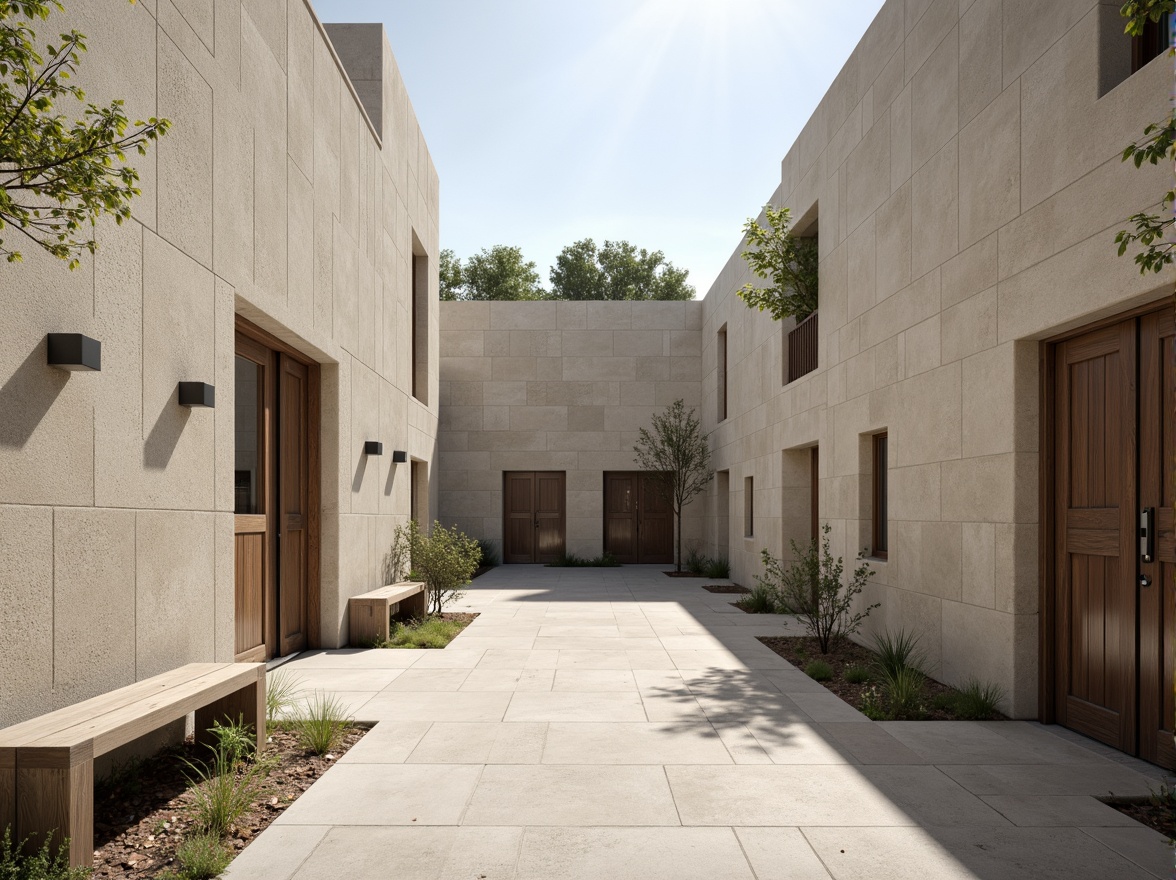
[16,751,92,868]
[404,588,427,619]
[195,673,267,755]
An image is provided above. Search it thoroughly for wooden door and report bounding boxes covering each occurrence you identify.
[278,357,309,655]
[1139,309,1176,767]
[603,472,673,564]
[1053,319,1138,751]
[233,337,273,662]
[503,472,565,563]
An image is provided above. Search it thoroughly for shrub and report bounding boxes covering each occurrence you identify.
[547,551,621,568]
[383,616,468,649]
[844,665,870,684]
[476,539,500,568]
[684,542,707,575]
[294,692,351,756]
[174,833,231,880]
[702,555,730,579]
[388,520,481,614]
[266,669,298,725]
[736,582,777,614]
[804,659,833,681]
[883,666,926,720]
[183,739,270,837]
[0,827,89,880]
[871,628,926,680]
[859,685,886,721]
[763,524,878,653]
[207,717,255,768]
[953,678,1006,720]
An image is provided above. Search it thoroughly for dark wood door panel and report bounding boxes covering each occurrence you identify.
[535,472,566,564]
[604,474,637,563]
[278,357,309,656]
[503,472,566,563]
[603,472,672,564]
[638,474,673,564]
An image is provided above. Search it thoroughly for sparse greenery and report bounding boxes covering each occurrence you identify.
[172,833,230,880]
[844,665,870,685]
[762,524,878,653]
[883,666,927,720]
[387,520,481,615]
[735,582,778,614]
[804,659,833,681]
[736,204,819,321]
[935,678,1007,721]
[871,628,926,681]
[684,542,707,575]
[375,615,470,649]
[702,554,730,579]
[546,551,621,568]
[293,692,351,756]
[859,685,886,721]
[0,0,170,268]
[265,669,298,726]
[476,538,500,568]
[0,826,89,880]
[183,731,271,838]
[206,716,255,769]
[634,399,713,572]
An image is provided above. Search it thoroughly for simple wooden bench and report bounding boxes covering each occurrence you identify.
[0,662,265,867]
[349,581,427,645]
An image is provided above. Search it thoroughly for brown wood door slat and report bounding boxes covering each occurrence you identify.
[278,357,309,656]
[638,474,674,564]
[535,472,566,564]
[1064,528,1121,557]
[603,474,637,564]
[503,472,536,563]
[503,472,566,563]
[603,472,673,564]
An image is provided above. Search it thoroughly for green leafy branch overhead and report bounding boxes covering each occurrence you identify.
[737,204,818,322]
[0,0,169,269]
[1115,0,1175,275]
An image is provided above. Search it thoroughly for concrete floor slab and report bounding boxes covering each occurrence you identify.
[407,721,547,764]
[515,827,756,879]
[291,826,523,880]
[540,721,734,764]
[504,690,647,722]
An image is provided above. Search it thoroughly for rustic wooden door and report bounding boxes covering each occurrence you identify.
[603,472,672,564]
[278,357,309,655]
[233,336,273,662]
[1139,309,1176,767]
[503,472,565,563]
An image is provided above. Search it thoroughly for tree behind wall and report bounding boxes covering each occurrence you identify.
[0,0,169,268]
[441,245,547,301]
[549,238,695,301]
[633,399,712,572]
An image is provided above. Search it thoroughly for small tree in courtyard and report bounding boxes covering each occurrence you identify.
[633,399,712,572]
[736,204,819,322]
[1,0,169,268]
[388,520,481,615]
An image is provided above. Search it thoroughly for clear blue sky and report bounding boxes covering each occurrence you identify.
[311,0,887,297]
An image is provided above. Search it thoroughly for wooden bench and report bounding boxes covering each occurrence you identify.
[349,581,427,645]
[0,662,265,867]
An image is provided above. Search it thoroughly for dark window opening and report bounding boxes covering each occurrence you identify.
[1133,13,1172,72]
[718,325,728,422]
[872,433,888,560]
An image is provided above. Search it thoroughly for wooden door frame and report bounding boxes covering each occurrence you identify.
[235,316,321,651]
[1038,299,1169,727]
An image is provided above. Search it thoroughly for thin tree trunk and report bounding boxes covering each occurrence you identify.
[676,507,683,572]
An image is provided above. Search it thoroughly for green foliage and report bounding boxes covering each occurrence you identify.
[949,678,1007,720]
[388,520,481,614]
[736,204,819,321]
[445,244,546,300]
[206,717,255,769]
[548,238,694,301]
[701,555,730,579]
[265,669,298,726]
[0,0,170,268]
[293,692,351,756]
[761,524,878,653]
[870,628,926,681]
[882,666,926,720]
[173,833,230,880]
[735,582,778,614]
[804,659,833,681]
[183,738,270,838]
[0,826,89,880]
[858,685,886,721]
[1115,2,1176,275]
[684,542,707,575]
[546,551,620,567]
[475,538,499,568]
[844,665,870,684]
[633,399,712,571]
[377,615,469,649]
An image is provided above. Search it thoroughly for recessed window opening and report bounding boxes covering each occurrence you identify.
[872,433,888,560]
[744,475,754,538]
[1134,12,1172,72]
[718,324,728,422]
[411,236,429,405]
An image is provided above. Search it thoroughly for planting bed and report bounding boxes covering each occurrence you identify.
[91,725,367,878]
[701,584,750,594]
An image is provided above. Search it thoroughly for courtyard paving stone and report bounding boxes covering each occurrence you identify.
[227,565,1171,879]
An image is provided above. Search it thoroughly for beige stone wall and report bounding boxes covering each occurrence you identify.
[701,0,1173,716]
[0,0,438,726]
[437,301,704,559]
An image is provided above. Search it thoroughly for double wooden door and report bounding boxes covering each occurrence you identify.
[234,323,318,661]
[503,472,566,563]
[1050,307,1174,765]
[603,472,673,564]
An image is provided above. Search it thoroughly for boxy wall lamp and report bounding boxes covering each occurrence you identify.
[364,441,384,456]
[178,382,215,408]
[391,450,408,463]
[47,333,101,371]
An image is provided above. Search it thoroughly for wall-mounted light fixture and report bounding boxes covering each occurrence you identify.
[364,441,384,455]
[392,450,408,463]
[178,382,215,408]
[47,333,101,371]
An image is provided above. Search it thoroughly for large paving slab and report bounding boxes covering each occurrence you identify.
[229,565,1172,879]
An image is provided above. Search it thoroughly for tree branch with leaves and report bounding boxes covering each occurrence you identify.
[0,0,169,269]
[633,399,712,572]
[736,204,818,322]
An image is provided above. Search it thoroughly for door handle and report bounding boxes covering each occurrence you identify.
[1140,507,1155,564]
